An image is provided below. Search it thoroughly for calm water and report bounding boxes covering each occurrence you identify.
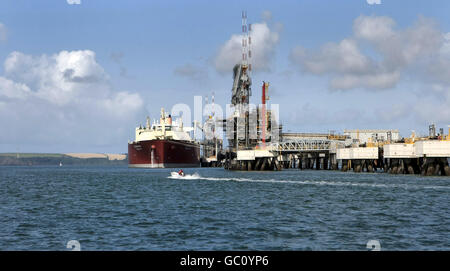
[0,166,448,250]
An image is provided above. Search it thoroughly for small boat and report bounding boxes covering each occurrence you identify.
[170,171,185,178]
[169,171,200,179]
[59,161,63,167]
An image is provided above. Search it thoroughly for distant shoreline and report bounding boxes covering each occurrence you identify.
[0,153,128,166]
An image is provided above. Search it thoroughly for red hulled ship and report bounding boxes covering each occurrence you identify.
[128,108,200,168]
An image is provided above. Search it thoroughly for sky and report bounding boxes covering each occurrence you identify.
[0,0,450,153]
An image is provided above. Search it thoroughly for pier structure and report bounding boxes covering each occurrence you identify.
[383,143,417,174]
[225,137,348,171]
[205,13,450,175]
[336,147,382,173]
[272,138,334,171]
[274,133,348,171]
[226,139,328,171]
[383,140,450,176]
[335,126,450,176]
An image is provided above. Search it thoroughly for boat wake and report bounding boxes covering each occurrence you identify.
[169,172,201,180]
[167,174,449,190]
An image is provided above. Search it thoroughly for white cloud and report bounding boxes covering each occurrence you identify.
[214,21,280,73]
[291,39,372,75]
[329,71,400,90]
[0,50,144,151]
[373,16,442,69]
[353,15,395,42]
[0,23,7,42]
[67,0,81,4]
[424,33,450,85]
[0,77,31,99]
[99,91,143,119]
[289,14,450,126]
[290,15,447,90]
[4,50,109,105]
[440,32,450,56]
[367,0,381,4]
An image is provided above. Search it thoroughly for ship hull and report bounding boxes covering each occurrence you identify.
[128,140,200,168]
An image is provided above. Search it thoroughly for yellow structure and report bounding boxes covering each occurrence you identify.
[366,137,375,147]
[404,130,416,144]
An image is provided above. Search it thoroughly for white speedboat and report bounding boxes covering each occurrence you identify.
[170,172,185,178]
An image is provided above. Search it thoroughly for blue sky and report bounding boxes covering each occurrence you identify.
[0,0,450,153]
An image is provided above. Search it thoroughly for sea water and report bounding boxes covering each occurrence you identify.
[0,166,448,250]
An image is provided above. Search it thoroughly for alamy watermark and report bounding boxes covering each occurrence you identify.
[169,95,280,142]
[67,240,81,251]
[366,240,381,251]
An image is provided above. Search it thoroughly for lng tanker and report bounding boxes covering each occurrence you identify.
[128,108,200,168]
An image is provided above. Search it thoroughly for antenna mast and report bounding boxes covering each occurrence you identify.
[242,11,248,67]
[248,22,252,73]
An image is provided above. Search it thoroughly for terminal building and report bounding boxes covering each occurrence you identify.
[343,129,400,144]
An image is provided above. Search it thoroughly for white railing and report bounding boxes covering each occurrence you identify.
[270,139,332,152]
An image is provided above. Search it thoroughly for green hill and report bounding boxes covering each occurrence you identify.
[0,153,128,166]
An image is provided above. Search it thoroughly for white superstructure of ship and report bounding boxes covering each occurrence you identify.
[133,108,195,143]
